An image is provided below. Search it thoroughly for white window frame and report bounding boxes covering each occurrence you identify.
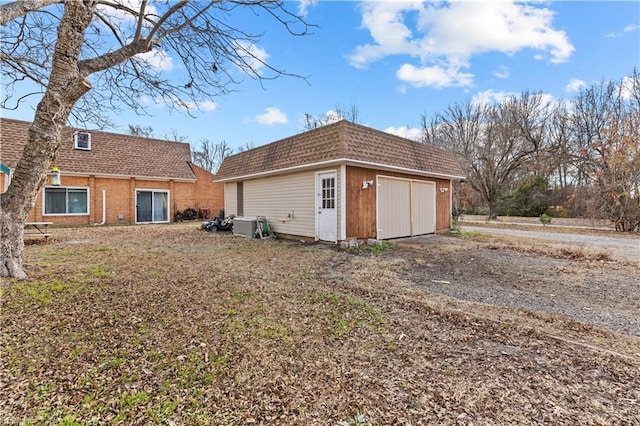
[74,131,91,150]
[42,186,90,216]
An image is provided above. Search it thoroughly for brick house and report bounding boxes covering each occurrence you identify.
[0,118,223,225]
[216,120,464,242]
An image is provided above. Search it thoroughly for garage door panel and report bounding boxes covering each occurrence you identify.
[377,178,410,239]
[411,181,436,235]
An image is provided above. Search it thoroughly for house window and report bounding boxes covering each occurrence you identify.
[44,187,89,215]
[74,132,91,150]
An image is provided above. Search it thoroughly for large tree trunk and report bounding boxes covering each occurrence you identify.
[0,2,94,279]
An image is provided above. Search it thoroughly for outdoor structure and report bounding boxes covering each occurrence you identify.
[0,118,223,226]
[215,120,465,242]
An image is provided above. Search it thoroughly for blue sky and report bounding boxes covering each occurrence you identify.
[2,1,639,152]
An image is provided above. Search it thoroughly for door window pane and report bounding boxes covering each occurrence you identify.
[322,177,335,209]
[153,192,168,222]
[137,191,153,223]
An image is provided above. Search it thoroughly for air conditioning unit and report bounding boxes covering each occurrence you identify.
[232,217,257,238]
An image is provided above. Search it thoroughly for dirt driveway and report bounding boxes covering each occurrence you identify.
[394,231,640,336]
[462,225,640,262]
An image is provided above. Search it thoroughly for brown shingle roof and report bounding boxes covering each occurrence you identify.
[0,118,196,180]
[216,120,464,180]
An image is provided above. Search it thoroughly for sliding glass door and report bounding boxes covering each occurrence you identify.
[136,190,169,223]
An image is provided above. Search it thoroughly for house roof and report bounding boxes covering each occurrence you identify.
[216,120,465,181]
[0,118,196,181]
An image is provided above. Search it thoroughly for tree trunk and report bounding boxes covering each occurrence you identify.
[0,211,27,280]
[487,202,498,220]
[0,1,95,279]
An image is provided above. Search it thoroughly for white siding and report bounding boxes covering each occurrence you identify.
[243,170,318,238]
[224,182,237,216]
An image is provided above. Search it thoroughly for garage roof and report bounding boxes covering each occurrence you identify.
[216,120,465,181]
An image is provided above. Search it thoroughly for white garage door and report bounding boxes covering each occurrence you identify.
[377,176,436,239]
[411,180,436,236]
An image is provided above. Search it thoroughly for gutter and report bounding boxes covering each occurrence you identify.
[94,190,106,225]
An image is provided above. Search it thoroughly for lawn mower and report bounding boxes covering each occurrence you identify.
[201,214,234,232]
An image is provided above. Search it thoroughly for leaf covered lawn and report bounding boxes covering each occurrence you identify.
[1,224,639,425]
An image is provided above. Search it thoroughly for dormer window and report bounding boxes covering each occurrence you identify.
[74,132,91,150]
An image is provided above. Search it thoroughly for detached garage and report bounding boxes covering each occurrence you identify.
[215,120,465,242]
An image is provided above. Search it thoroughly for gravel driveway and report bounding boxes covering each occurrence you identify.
[463,225,640,262]
[393,232,640,336]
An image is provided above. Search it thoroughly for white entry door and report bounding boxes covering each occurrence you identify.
[316,171,337,242]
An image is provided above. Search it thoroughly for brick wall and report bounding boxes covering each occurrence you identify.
[189,163,224,217]
[21,173,222,226]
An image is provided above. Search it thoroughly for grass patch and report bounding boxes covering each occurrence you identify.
[305,290,387,339]
[17,278,70,305]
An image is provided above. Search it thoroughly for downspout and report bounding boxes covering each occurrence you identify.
[94,190,106,225]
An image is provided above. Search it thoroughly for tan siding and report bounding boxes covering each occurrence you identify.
[243,170,317,238]
[224,182,237,216]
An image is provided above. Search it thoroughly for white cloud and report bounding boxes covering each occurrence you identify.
[605,23,639,38]
[324,110,343,124]
[96,0,157,29]
[254,107,288,126]
[143,96,217,112]
[349,1,574,88]
[136,49,174,72]
[494,65,510,79]
[621,76,638,101]
[176,99,218,111]
[472,90,557,109]
[565,78,586,93]
[298,0,318,17]
[471,89,517,107]
[384,126,423,141]
[397,63,473,88]
[194,100,218,112]
[235,41,269,74]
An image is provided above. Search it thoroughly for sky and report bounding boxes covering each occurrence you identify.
[2,0,639,153]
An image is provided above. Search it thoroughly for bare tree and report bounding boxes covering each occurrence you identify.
[236,141,256,152]
[0,1,311,279]
[302,103,362,130]
[192,139,232,173]
[569,71,640,231]
[422,92,553,219]
[128,124,154,138]
[161,129,189,143]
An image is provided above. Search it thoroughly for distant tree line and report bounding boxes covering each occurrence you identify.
[421,69,640,232]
